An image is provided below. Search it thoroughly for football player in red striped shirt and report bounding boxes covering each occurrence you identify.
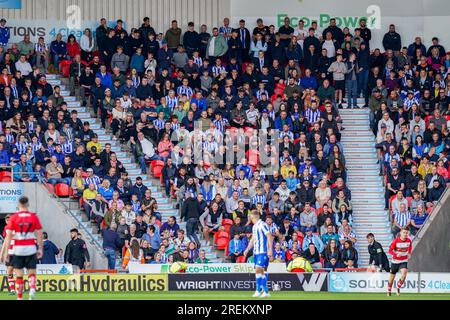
[1,214,16,295]
[387,228,412,296]
[0,197,43,300]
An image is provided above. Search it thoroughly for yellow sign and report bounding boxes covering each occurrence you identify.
[0,274,168,292]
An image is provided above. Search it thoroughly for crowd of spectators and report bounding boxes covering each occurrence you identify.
[0,14,448,270]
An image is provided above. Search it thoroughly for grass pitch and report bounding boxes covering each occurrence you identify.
[0,291,448,300]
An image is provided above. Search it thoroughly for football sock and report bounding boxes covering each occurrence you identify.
[16,277,24,300]
[255,274,262,292]
[387,283,393,292]
[397,279,404,289]
[28,274,36,291]
[7,274,15,292]
[262,273,269,293]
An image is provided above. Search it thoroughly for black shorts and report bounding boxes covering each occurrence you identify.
[390,262,408,274]
[334,80,345,90]
[12,254,37,270]
[5,255,14,268]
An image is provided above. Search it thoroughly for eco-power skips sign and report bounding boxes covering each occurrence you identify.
[230,0,449,49]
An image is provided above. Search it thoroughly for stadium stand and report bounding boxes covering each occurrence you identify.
[0,14,448,271]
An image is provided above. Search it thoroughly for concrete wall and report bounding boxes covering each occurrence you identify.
[23,183,107,270]
[0,0,231,34]
[409,187,450,272]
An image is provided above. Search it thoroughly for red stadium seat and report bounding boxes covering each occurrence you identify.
[0,171,12,181]
[406,197,412,208]
[153,166,163,178]
[216,238,229,250]
[236,256,246,263]
[222,219,233,227]
[59,60,72,77]
[150,160,165,172]
[389,195,397,209]
[55,183,71,197]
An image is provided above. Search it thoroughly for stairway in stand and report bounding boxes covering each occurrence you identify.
[45,74,222,265]
[339,103,392,267]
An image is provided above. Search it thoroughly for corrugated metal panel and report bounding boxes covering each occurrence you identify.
[0,0,230,32]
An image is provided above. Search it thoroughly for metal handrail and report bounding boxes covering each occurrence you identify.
[38,182,106,255]
[410,184,450,245]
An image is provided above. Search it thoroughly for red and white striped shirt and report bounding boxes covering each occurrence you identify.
[388,237,412,264]
[1,229,14,255]
[5,211,42,256]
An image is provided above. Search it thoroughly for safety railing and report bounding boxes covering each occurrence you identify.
[41,182,105,254]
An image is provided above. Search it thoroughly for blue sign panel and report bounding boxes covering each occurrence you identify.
[0,0,22,9]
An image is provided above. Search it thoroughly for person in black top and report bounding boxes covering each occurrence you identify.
[278,16,294,48]
[64,228,91,270]
[367,233,390,272]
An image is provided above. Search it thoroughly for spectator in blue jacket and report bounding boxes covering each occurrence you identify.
[0,142,9,166]
[13,154,37,182]
[300,69,318,90]
[228,233,243,262]
[0,19,10,48]
[157,41,173,75]
[130,48,145,75]
[302,228,324,253]
[39,232,59,264]
[50,33,68,70]
[96,65,113,89]
[407,37,427,58]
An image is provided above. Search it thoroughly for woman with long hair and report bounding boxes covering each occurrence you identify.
[67,34,81,59]
[329,158,347,184]
[122,239,145,269]
[322,238,341,268]
[71,169,85,197]
[340,240,358,268]
[80,28,95,62]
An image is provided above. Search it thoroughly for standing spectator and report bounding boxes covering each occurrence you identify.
[102,223,122,270]
[206,28,228,61]
[67,34,81,59]
[64,228,91,270]
[165,20,182,50]
[180,192,202,247]
[327,53,347,107]
[0,18,10,48]
[382,24,402,54]
[39,232,59,264]
[80,28,95,62]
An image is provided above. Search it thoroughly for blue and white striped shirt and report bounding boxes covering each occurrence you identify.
[153,118,166,130]
[213,119,228,133]
[30,142,41,154]
[15,141,28,155]
[252,194,266,206]
[305,108,321,124]
[394,210,411,228]
[5,134,15,144]
[211,65,226,76]
[194,56,203,67]
[203,141,218,154]
[170,122,180,131]
[252,219,270,255]
[165,96,179,111]
[62,141,74,155]
[84,176,101,189]
[177,86,194,99]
